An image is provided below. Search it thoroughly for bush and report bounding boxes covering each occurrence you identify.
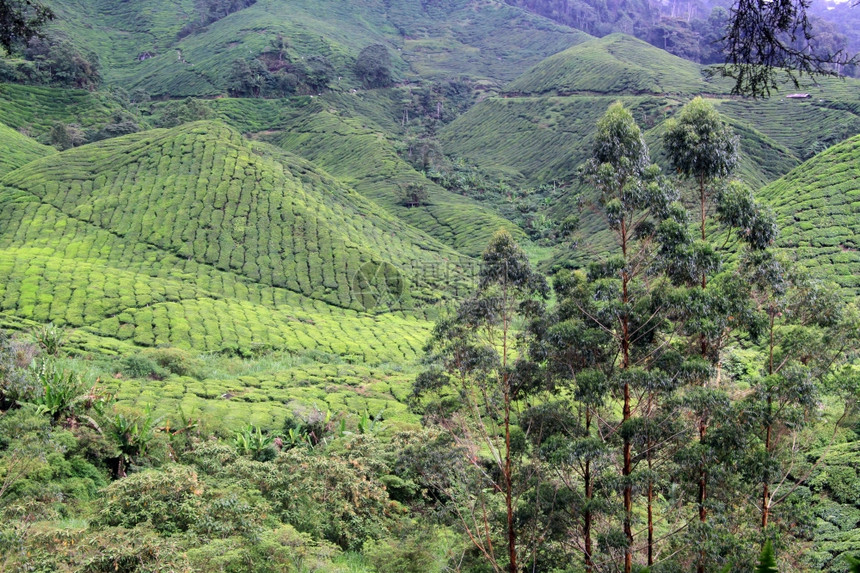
[120,355,166,379]
[0,331,39,409]
[231,448,399,550]
[355,44,392,88]
[144,347,201,378]
[95,465,204,534]
[33,323,64,356]
[364,524,449,573]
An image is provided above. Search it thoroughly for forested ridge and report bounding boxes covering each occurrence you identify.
[0,0,858,572]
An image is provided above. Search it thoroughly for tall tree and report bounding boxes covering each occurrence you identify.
[581,101,678,573]
[663,97,738,572]
[737,250,856,533]
[414,229,548,573]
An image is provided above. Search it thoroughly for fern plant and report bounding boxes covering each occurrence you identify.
[755,541,778,573]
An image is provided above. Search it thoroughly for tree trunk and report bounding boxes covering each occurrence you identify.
[621,218,634,573]
[585,409,594,573]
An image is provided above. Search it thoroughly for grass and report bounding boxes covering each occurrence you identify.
[758,134,860,296]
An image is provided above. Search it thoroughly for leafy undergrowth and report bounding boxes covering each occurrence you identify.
[759,134,860,296]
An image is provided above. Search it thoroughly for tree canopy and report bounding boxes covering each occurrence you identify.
[0,0,53,53]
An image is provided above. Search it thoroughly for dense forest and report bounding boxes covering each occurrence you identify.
[0,0,859,572]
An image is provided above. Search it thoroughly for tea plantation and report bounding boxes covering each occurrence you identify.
[761,134,860,295]
[1,1,860,569]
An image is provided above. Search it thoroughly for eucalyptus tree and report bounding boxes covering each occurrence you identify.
[661,100,780,572]
[522,268,615,572]
[736,250,857,533]
[580,101,680,573]
[413,229,548,573]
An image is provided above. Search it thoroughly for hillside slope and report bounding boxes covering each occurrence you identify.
[759,134,860,295]
[505,34,715,95]
[0,121,55,176]
[45,0,589,97]
[0,121,465,310]
[0,120,498,376]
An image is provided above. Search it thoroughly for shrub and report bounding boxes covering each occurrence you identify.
[0,331,39,409]
[232,448,398,550]
[144,347,201,378]
[120,355,166,379]
[95,465,203,534]
[364,524,448,573]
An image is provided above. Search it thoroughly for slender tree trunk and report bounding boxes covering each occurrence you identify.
[585,408,594,573]
[647,410,655,567]
[584,410,594,571]
[762,413,771,530]
[620,218,633,573]
[502,273,518,573]
[761,310,775,531]
[696,175,708,573]
[505,388,517,573]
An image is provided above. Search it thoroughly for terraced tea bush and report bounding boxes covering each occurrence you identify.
[506,34,713,96]
[0,121,54,176]
[759,134,860,296]
[0,83,127,138]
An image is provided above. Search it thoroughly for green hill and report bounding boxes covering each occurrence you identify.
[0,83,130,138]
[505,34,714,95]
[0,121,55,176]
[759,134,860,295]
[263,100,524,256]
[0,120,481,426]
[0,121,463,311]
[45,0,589,97]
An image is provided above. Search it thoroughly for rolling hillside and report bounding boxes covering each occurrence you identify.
[760,134,860,296]
[45,0,590,97]
[0,121,55,176]
[505,34,716,95]
[0,83,131,138]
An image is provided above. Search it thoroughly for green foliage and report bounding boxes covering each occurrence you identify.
[363,524,449,573]
[105,407,162,472]
[96,464,204,534]
[355,44,392,89]
[756,541,779,573]
[121,355,166,380]
[233,423,275,461]
[0,0,53,53]
[1,34,102,89]
[28,359,87,421]
[33,322,64,356]
[663,97,739,185]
